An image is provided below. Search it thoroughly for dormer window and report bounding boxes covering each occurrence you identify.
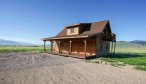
[70,28,74,33]
[67,26,79,35]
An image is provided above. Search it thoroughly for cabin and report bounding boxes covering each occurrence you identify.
[42,20,116,59]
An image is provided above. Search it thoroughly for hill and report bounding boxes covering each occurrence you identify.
[0,39,35,46]
[129,40,146,45]
[0,39,146,47]
[117,40,146,48]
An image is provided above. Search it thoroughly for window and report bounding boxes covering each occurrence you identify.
[70,28,74,33]
[60,40,64,47]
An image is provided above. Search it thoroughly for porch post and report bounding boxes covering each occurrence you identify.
[113,35,116,55]
[69,41,72,54]
[43,40,46,51]
[111,41,113,54]
[58,41,61,53]
[51,41,53,53]
[84,40,87,58]
[113,41,116,54]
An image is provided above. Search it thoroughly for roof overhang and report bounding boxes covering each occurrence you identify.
[42,36,88,41]
[41,33,97,41]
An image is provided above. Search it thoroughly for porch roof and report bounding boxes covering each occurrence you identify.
[42,33,97,41]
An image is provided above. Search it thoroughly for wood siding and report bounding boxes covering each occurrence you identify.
[67,27,79,35]
[53,35,110,57]
[54,41,59,51]
[96,34,110,57]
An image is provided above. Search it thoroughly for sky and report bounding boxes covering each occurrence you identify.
[0,0,146,44]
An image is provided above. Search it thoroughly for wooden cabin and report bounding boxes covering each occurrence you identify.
[42,20,116,59]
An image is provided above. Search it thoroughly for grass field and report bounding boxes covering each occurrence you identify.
[90,47,146,71]
[0,43,146,71]
[0,46,50,53]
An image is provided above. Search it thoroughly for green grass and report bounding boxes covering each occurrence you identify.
[135,66,146,71]
[1,44,146,71]
[0,46,50,53]
[90,47,146,71]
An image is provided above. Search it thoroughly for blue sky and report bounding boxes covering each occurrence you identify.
[0,0,146,44]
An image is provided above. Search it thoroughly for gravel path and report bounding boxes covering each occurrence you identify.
[0,53,146,84]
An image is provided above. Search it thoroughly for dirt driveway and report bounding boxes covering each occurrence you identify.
[0,53,146,84]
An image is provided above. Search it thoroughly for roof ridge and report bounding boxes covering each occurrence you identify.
[65,23,91,28]
[65,20,109,27]
[91,20,109,24]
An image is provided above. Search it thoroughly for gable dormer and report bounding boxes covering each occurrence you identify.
[66,23,91,35]
[66,25,79,35]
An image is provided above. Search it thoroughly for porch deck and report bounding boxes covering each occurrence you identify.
[48,51,96,59]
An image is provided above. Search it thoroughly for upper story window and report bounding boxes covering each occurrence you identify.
[67,26,78,35]
[70,28,74,33]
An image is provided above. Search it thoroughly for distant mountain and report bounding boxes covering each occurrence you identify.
[0,39,35,46]
[0,39,146,47]
[129,40,146,45]
[117,40,146,48]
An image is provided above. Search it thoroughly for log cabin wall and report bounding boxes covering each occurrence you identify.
[54,41,59,51]
[53,37,96,55]
[101,41,110,55]
[96,34,110,57]
[96,34,102,57]
[53,35,110,57]
[60,41,70,53]
[86,38,96,55]
[72,41,84,53]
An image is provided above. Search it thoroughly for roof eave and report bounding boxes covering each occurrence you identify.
[42,35,91,41]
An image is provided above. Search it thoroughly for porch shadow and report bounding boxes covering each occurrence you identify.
[86,53,143,60]
[102,53,143,58]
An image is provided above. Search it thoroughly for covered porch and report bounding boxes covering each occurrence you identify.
[43,36,97,59]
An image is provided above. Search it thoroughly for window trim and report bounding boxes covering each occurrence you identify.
[70,28,74,33]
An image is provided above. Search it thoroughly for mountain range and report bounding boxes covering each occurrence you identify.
[0,39,146,47]
[0,39,35,46]
[117,40,146,48]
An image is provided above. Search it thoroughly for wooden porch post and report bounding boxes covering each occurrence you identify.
[51,41,53,53]
[113,35,116,55]
[69,41,72,55]
[111,41,113,54]
[84,40,87,58]
[58,41,61,53]
[113,41,116,54]
[95,38,97,57]
[44,41,46,51]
